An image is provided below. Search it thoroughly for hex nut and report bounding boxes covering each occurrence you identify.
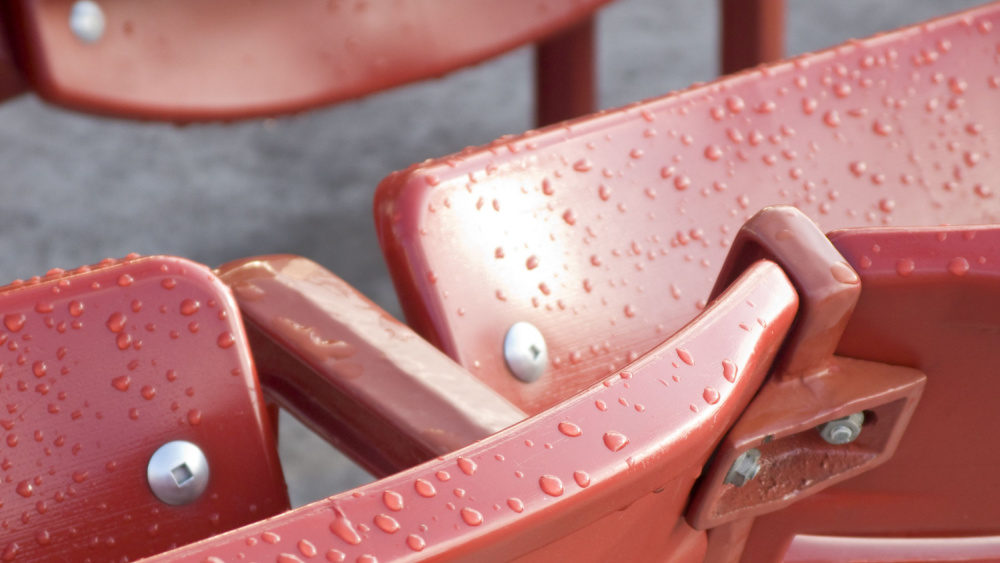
[724,448,762,487]
[818,412,865,445]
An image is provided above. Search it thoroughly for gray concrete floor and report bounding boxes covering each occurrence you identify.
[0,0,984,507]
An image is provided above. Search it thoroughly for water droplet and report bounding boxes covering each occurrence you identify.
[526,255,539,270]
[830,262,860,284]
[823,110,841,127]
[457,457,477,476]
[573,471,591,488]
[703,387,720,404]
[460,507,483,526]
[217,332,236,349]
[948,257,970,276]
[111,375,131,392]
[896,259,915,277]
[329,507,362,545]
[726,96,745,113]
[573,158,593,172]
[406,534,426,552]
[117,274,134,287]
[187,409,202,426]
[562,209,577,225]
[3,542,20,561]
[180,299,200,316]
[116,332,133,350]
[704,145,723,161]
[603,431,629,452]
[539,474,564,496]
[507,497,524,512]
[68,301,84,317]
[598,184,612,201]
[722,360,737,382]
[261,531,280,544]
[383,490,404,511]
[676,348,694,365]
[3,314,25,333]
[872,119,893,136]
[558,421,581,437]
[414,479,436,498]
[298,539,317,558]
[374,513,399,533]
[106,312,126,333]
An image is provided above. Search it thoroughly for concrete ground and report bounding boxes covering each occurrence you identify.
[0,0,984,507]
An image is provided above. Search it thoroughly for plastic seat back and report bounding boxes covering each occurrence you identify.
[374,3,1000,415]
[5,0,608,120]
[0,255,286,561]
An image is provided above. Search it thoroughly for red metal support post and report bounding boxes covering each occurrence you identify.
[535,15,596,126]
[720,0,785,74]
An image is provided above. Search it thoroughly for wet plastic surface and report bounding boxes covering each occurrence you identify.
[0,255,287,562]
[375,3,1000,417]
[144,261,798,562]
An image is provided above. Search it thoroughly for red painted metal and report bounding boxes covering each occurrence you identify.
[5,0,609,121]
[215,255,526,478]
[535,15,595,126]
[688,207,926,533]
[0,255,287,562]
[721,0,786,74]
[743,225,1000,561]
[0,11,26,101]
[145,260,799,562]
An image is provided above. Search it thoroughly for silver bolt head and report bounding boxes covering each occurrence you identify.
[724,448,762,487]
[819,412,865,445]
[147,440,210,505]
[503,321,548,383]
[69,0,105,43]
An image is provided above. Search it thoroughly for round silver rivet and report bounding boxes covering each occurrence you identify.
[724,448,761,487]
[147,440,209,505]
[69,1,105,43]
[503,321,548,383]
[818,412,865,445]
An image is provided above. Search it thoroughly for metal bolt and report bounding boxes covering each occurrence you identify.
[147,440,209,505]
[503,322,548,383]
[818,412,865,445]
[724,448,761,487]
[69,1,105,43]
